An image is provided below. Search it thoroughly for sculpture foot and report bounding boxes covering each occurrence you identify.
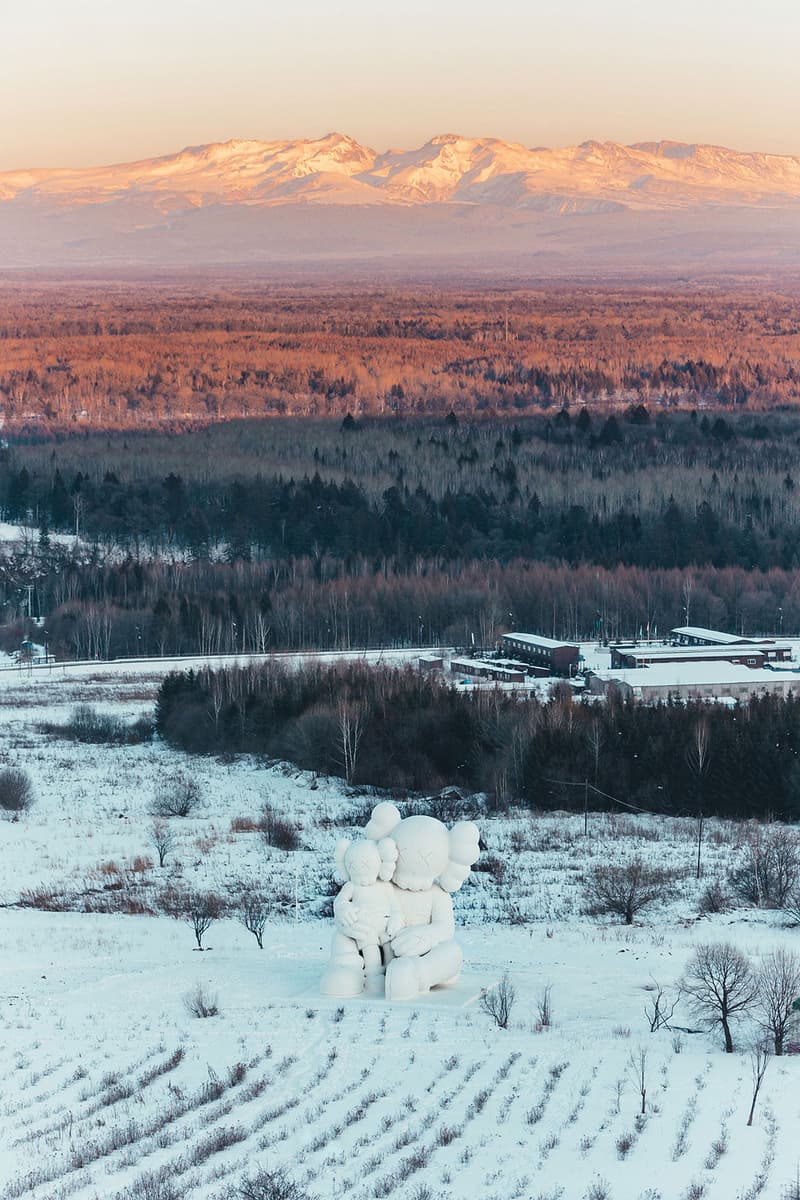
[320,964,364,999]
[436,973,460,989]
[385,957,424,1001]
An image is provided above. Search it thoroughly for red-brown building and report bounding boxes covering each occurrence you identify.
[500,633,580,675]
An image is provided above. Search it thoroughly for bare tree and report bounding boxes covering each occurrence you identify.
[747,1042,770,1126]
[682,572,694,630]
[644,977,681,1032]
[584,860,675,925]
[480,972,515,1029]
[235,889,271,949]
[686,718,711,879]
[337,700,365,785]
[756,948,800,1055]
[162,889,223,951]
[586,717,603,789]
[628,1046,648,1115]
[681,942,758,1053]
[148,820,175,868]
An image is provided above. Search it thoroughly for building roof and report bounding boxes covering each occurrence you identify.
[592,661,800,689]
[670,626,756,644]
[614,644,785,662]
[502,632,578,651]
[451,657,524,676]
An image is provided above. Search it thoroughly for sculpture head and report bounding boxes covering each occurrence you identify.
[364,802,480,893]
[335,836,398,886]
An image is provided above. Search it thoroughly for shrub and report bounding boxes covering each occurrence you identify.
[584,1182,612,1200]
[117,1168,181,1200]
[698,879,731,915]
[183,982,219,1018]
[64,704,122,742]
[261,802,300,851]
[729,825,800,908]
[480,972,515,1029]
[584,859,676,924]
[0,766,34,816]
[43,704,154,745]
[151,777,202,818]
[237,1167,314,1200]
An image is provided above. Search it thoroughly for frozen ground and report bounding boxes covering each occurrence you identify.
[0,667,798,1200]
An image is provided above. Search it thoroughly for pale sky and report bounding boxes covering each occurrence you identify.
[1,0,798,169]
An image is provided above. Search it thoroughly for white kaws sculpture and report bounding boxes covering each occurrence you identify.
[320,801,480,1001]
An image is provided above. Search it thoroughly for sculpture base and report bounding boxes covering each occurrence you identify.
[314,974,491,1009]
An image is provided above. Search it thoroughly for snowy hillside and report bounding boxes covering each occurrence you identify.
[1,665,799,1199]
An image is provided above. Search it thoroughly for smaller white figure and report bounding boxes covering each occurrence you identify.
[320,837,403,996]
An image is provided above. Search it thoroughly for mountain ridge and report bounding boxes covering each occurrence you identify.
[3,132,800,272]
[3,132,800,214]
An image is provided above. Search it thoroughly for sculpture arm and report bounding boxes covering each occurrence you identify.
[332,882,372,945]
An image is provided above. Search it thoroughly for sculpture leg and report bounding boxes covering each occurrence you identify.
[320,931,365,998]
[361,943,385,994]
[385,940,463,1002]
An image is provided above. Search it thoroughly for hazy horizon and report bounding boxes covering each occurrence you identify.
[2,0,799,171]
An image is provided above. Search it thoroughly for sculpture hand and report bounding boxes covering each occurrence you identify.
[390,925,434,957]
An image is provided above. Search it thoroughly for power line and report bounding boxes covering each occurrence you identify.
[538,775,664,818]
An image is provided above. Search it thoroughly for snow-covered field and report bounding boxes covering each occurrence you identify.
[1,668,798,1200]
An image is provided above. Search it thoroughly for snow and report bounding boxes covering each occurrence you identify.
[0,664,799,1199]
[4,133,800,214]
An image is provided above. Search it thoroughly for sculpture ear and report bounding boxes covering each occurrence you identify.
[334,838,351,881]
[438,821,481,893]
[449,821,481,867]
[376,837,399,881]
[364,801,402,842]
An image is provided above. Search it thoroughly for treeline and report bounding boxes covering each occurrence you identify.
[11,554,800,660]
[154,661,800,820]
[2,284,800,430]
[7,411,800,570]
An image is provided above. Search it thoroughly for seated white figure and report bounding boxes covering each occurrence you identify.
[320,802,480,1002]
[320,836,402,996]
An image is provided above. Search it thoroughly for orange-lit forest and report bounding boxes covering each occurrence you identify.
[1,282,800,428]
[5,280,800,690]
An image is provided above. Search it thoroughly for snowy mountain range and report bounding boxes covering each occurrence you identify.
[3,132,800,270]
